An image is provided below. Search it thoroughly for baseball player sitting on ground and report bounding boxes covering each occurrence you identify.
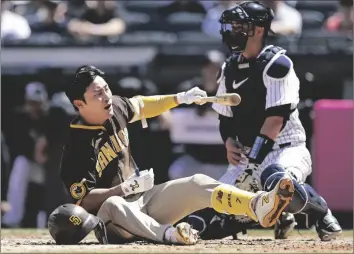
[57,65,295,245]
[187,1,342,242]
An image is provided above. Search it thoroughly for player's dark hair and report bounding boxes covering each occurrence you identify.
[65,65,105,107]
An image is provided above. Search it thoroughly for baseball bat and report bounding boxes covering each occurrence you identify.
[197,93,241,106]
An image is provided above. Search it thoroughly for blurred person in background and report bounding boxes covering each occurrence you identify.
[1,0,31,41]
[2,82,49,228]
[12,0,66,34]
[202,0,242,38]
[261,0,302,36]
[67,0,126,41]
[168,50,228,181]
[44,92,76,218]
[158,0,207,17]
[1,133,12,219]
[325,0,353,34]
[53,0,87,24]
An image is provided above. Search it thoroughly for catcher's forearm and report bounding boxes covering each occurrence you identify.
[260,116,284,140]
[248,116,283,164]
[130,95,179,120]
[219,114,237,143]
[79,185,123,211]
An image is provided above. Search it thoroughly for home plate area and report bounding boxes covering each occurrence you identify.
[1,229,353,253]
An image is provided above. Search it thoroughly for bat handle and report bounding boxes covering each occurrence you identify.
[196,97,216,104]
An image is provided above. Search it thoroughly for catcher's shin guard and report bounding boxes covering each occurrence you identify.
[261,164,328,219]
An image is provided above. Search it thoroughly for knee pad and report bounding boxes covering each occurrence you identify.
[261,164,290,191]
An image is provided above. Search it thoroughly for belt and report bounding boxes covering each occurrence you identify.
[278,142,292,149]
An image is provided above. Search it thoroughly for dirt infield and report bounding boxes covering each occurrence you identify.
[1,229,353,253]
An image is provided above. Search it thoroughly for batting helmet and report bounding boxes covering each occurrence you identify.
[219,1,274,52]
[48,204,108,245]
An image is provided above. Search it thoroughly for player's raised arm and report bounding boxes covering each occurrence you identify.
[127,87,207,124]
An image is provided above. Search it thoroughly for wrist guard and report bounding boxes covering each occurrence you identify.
[248,134,275,164]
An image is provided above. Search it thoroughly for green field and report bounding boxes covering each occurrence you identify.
[1,229,353,253]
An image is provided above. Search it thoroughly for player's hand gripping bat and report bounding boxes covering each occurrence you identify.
[196,93,241,106]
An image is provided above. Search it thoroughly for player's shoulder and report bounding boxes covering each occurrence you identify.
[112,95,131,114]
[258,45,293,79]
[112,95,135,123]
[112,95,128,107]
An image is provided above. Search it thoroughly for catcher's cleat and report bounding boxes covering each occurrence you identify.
[252,176,295,228]
[274,212,297,239]
[165,222,199,245]
[316,209,342,241]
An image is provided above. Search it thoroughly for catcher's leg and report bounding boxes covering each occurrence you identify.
[261,164,342,241]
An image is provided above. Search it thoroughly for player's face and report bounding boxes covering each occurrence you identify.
[81,76,114,122]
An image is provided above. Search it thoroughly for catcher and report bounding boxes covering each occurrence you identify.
[187,0,341,242]
[51,65,295,245]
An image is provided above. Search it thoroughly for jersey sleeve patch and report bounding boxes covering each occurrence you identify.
[70,180,87,200]
[266,55,292,78]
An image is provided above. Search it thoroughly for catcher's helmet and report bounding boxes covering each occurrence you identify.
[219,1,274,52]
[48,204,108,245]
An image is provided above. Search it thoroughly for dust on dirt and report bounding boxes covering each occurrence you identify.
[1,229,353,253]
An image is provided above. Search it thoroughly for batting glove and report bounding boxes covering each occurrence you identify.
[121,168,154,197]
[176,87,207,105]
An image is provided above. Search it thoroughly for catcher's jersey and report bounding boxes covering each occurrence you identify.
[60,96,137,213]
[212,45,306,148]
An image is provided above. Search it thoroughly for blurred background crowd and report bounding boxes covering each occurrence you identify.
[1,0,353,230]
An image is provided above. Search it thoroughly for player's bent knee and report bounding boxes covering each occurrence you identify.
[190,173,217,186]
[98,196,127,220]
[102,196,126,207]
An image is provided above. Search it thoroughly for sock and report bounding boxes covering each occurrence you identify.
[210,184,258,222]
[164,226,177,243]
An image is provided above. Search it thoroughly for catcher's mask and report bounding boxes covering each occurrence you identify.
[48,204,108,245]
[219,1,274,53]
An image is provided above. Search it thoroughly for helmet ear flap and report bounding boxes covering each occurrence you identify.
[94,219,109,244]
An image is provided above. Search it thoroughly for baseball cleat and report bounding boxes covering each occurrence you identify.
[165,222,199,245]
[274,212,297,239]
[316,209,342,241]
[253,176,295,228]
